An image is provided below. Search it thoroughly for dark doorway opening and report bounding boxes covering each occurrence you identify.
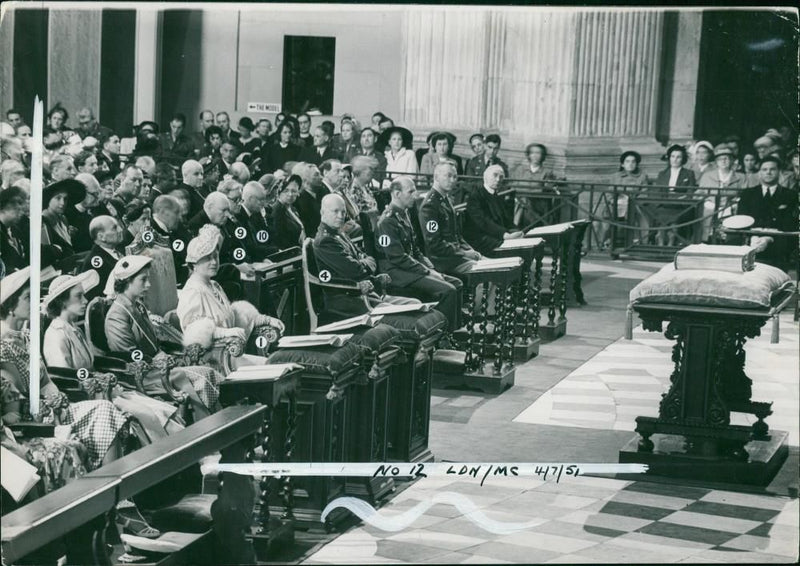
[695,10,798,148]
[282,36,335,115]
[12,8,49,125]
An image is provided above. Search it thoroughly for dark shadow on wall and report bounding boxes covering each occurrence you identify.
[13,8,48,125]
[100,9,136,137]
[160,10,203,129]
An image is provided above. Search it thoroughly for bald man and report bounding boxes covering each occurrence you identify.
[152,194,193,285]
[463,164,523,257]
[179,159,207,219]
[80,215,126,299]
[313,194,418,320]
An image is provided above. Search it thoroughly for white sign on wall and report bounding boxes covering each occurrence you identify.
[247,102,282,113]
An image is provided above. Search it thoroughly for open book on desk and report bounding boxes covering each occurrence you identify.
[315,314,384,333]
[497,237,544,250]
[278,334,352,348]
[470,257,523,272]
[225,363,303,382]
[370,302,438,315]
[526,221,574,237]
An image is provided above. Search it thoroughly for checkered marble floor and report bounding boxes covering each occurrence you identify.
[514,312,799,446]
[304,475,799,564]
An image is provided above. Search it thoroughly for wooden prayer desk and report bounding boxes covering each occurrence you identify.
[218,367,302,559]
[493,237,546,361]
[457,259,523,393]
[619,289,795,485]
[526,222,574,340]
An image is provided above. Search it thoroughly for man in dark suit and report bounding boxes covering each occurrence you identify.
[0,186,29,274]
[178,159,208,220]
[358,128,387,187]
[299,126,340,165]
[312,194,416,321]
[80,216,126,300]
[159,113,195,161]
[237,181,279,260]
[419,161,482,280]
[463,165,523,257]
[191,110,215,155]
[736,155,798,271]
[376,177,462,329]
[215,111,241,147]
[151,194,193,286]
[295,163,328,238]
[296,113,314,148]
[68,173,103,253]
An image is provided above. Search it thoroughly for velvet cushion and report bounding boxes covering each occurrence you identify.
[268,342,362,377]
[150,494,214,533]
[381,310,448,340]
[347,323,400,354]
[432,349,466,374]
[630,263,793,309]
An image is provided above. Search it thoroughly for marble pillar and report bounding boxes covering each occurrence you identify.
[401,8,680,180]
[133,9,162,123]
[48,9,102,117]
[0,10,14,116]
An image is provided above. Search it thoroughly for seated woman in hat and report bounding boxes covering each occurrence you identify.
[382,126,418,187]
[43,270,185,441]
[697,143,746,243]
[103,255,226,418]
[176,225,285,369]
[42,179,85,269]
[690,140,716,183]
[650,144,697,246]
[0,268,130,471]
[598,151,651,250]
[420,132,460,176]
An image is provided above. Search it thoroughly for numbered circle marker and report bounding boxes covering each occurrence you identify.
[233,248,246,261]
[378,234,391,247]
[77,368,89,379]
[256,230,269,243]
[235,226,247,239]
[255,336,268,349]
[142,231,154,243]
[319,270,331,282]
[172,239,185,252]
[90,256,103,268]
[426,220,439,233]
[131,350,144,362]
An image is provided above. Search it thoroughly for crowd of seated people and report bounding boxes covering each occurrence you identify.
[0,101,797,525]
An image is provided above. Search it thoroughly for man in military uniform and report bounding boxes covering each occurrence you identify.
[375,177,462,330]
[313,194,417,321]
[419,161,483,280]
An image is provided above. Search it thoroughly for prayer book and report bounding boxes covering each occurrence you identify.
[370,302,438,315]
[497,237,544,250]
[278,334,352,348]
[225,363,303,382]
[674,244,756,273]
[315,314,384,333]
[470,257,523,272]
[526,221,574,237]
[1,445,40,502]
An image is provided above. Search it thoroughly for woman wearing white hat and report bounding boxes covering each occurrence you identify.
[103,255,226,418]
[697,143,746,242]
[42,270,185,441]
[177,225,284,369]
[690,141,716,183]
[0,267,130,471]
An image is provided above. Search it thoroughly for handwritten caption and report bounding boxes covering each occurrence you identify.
[210,462,647,486]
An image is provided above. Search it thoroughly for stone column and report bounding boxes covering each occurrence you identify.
[565,10,666,178]
[133,9,162,123]
[0,10,14,116]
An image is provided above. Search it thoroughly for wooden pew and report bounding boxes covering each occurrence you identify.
[2,405,266,566]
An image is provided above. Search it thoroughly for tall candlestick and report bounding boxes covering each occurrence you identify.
[29,97,43,419]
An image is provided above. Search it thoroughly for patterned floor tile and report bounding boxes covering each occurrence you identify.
[386,530,487,552]
[659,510,764,534]
[689,548,796,563]
[609,488,694,510]
[466,541,560,563]
[683,500,781,522]
[496,531,599,554]
[723,534,800,558]
[375,539,452,563]
[559,509,654,532]
[636,521,739,546]
[599,500,676,521]
[698,490,790,511]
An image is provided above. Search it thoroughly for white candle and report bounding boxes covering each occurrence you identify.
[29,97,43,419]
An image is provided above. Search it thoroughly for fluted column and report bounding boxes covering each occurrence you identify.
[401,9,487,130]
[570,11,664,138]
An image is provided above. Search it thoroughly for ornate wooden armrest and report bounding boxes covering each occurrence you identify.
[251,323,281,356]
[149,356,192,406]
[78,372,117,400]
[209,336,247,375]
